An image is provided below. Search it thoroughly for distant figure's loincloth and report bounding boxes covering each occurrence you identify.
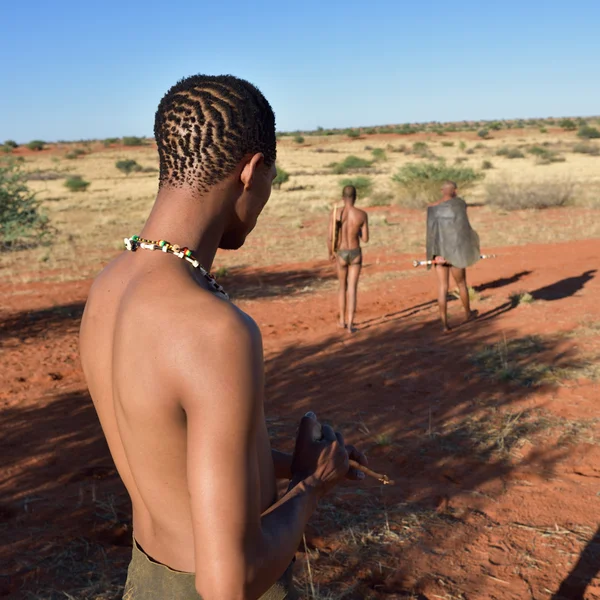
[337,247,362,265]
[124,536,297,599]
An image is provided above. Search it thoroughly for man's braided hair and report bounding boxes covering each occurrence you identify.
[154,74,276,191]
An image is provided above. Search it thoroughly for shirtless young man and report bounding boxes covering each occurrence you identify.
[427,181,479,333]
[328,185,369,333]
[79,75,366,600]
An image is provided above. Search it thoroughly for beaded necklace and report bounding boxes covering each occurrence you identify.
[123,235,229,300]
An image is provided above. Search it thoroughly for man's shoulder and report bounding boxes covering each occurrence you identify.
[178,290,261,351]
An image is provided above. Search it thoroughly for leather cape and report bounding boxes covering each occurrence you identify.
[426,197,480,269]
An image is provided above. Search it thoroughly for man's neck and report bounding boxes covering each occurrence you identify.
[139,186,229,272]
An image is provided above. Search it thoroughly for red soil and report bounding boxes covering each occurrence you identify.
[1,238,599,599]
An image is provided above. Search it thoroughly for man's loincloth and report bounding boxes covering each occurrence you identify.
[337,247,362,265]
[124,537,297,600]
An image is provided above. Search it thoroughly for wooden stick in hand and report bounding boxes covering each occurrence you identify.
[349,459,395,485]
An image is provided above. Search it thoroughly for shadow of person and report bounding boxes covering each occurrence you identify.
[531,270,596,302]
[552,525,600,599]
[474,270,532,293]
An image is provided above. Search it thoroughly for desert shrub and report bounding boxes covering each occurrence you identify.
[489,122,502,131]
[339,176,373,198]
[364,127,376,135]
[293,135,305,144]
[65,148,87,159]
[578,125,600,139]
[465,148,475,155]
[391,161,484,208]
[0,159,49,248]
[496,146,525,159]
[330,155,373,174]
[27,140,46,151]
[412,141,428,153]
[572,143,600,156]
[273,165,290,189]
[371,148,387,161]
[64,175,90,192]
[366,191,394,206]
[116,159,143,175]
[559,119,577,131]
[527,146,565,165]
[459,141,467,151]
[1,145,12,154]
[539,127,548,133]
[346,129,361,138]
[482,160,494,169]
[4,140,18,148]
[103,137,120,146]
[477,129,490,139]
[486,178,573,210]
[441,141,454,147]
[122,136,145,146]
[455,157,468,164]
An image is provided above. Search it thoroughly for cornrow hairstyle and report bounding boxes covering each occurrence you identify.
[154,74,276,191]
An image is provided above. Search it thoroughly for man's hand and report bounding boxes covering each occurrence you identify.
[289,412,349,496]
[345,445,368,481]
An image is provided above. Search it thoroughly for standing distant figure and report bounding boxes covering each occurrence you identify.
[328,185,369,333]
[427,181,480,332]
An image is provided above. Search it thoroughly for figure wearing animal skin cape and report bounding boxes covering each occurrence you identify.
[426,181,480,332]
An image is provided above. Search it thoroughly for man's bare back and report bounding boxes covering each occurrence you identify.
[79,75,367,600]
[335,204,367,252]
[328,185,369,332]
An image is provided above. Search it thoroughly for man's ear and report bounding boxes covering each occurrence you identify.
[240,153,264,190]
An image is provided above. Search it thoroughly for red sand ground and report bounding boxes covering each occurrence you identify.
[1,238,599,599]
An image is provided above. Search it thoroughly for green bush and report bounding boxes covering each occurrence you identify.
[122,136,145,146]
[486,178,573,210]
[64,175,90,192]
[371,148,387,161]
[391,160,484,207]
[1,145,12,154]
[489,122,502,131]
[0,159,49,247]
[496,146,525,159]
[273,165,290,189]
[293,135,305,144]
[441,141,454,147]
[482,160,494,170]
[477,129,490,139]
[346,129,361,138]
[329,155,373,174]
[577,125,600,139]
[116,159,143,175]
[65,148,87,159]
[539,127,548,133]
[103,137,120,146]
[572,143,600,156]
[339,176,373,198]
[559,119,577,131]
[459,141,467,151]
[27,140,46,151]
[4,140,18,148]
[527,146,565,164]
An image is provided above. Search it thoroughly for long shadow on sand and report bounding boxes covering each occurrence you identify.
[0,296,593,598]
[552,525,600,600]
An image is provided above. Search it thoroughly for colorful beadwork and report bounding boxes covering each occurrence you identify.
[123,235,229,300]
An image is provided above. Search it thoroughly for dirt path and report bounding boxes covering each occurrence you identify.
[1,239,599,599]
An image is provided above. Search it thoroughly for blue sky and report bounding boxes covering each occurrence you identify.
[1,0,599,143]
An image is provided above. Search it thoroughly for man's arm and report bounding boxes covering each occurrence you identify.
[360,213,369,244]
[180,307,346,600]
[327,206,336,259]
